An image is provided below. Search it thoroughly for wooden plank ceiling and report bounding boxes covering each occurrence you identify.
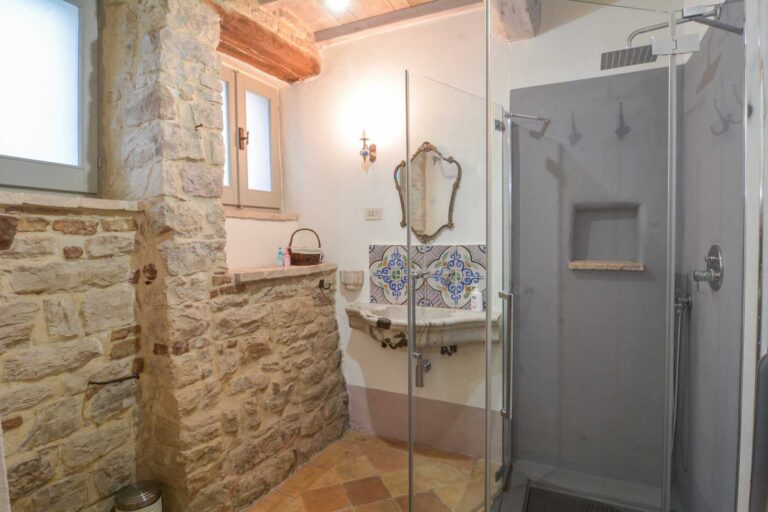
[260,0,456,34]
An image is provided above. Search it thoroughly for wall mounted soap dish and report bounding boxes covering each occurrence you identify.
[340,270,364,291]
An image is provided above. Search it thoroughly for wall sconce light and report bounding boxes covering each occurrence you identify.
[360,130,376,172]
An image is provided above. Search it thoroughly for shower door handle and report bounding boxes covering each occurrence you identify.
[499,290,513,419]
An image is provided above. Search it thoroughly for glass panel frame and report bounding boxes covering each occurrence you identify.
[0,0,98,194]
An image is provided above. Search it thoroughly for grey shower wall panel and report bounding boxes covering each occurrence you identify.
[510,67,669,488]
[675,2,745,510]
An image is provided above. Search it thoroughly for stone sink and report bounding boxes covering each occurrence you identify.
[346,302,500,350]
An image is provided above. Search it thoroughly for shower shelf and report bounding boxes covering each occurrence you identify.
[568,260,644,271]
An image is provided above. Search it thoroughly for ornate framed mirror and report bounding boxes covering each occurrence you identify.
[394,141,462,244]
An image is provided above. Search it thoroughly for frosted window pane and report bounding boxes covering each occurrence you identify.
[221,80,231,188]
[0,0,80,166]
[245,90,272,192]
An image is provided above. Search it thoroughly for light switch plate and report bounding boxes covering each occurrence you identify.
[365,208,382,221]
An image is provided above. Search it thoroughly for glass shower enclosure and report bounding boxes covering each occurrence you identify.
[400,1,761,511]
[493,1,748,511]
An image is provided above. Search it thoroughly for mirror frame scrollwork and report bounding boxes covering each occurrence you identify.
[394,141,462,244]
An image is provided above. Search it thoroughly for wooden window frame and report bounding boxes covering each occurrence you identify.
[220,67,237,205]
[0,0,98,194]
[220,64,282,210]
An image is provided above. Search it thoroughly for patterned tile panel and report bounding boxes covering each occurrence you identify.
[368,245,487,309]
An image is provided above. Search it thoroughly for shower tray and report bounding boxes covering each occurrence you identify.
[523,487,642,512]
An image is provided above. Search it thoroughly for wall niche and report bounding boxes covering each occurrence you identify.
[569,202,644,271]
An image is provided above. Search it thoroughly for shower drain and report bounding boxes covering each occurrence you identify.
[524,487,641,512]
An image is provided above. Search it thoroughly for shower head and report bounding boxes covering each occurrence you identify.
[601,5,743,71]
[600,45,658,71]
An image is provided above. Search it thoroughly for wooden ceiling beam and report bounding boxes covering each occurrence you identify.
[492,0,541,41]
[205,0,321,83]
[314,0,482,42]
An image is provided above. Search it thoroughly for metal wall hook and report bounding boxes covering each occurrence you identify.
[569,110,583,146]
[710,99,730,135]
[729,84,744,124]
[318,278,332,290]
[615,102,631,139]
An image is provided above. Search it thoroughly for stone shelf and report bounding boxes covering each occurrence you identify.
[0,190,140,212]
[568,260,645,271]
[233,262,337,284]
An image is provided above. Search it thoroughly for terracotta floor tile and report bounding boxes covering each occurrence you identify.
[343,477,391,506]
[302,485,351,512]
[284,498,309,512]
[313,441,365,467]
[352,499,401,512]
[335,455,378,481]
[279,464,329,497]
[380,469,429,497]
[360,446,409,473]
[395,490,451,512]
[432,484,467,510]
[309,468,344,490]
[248,490,293,512]
[413,445,475,470]
[249,436,485,512]
[415,463,469,488]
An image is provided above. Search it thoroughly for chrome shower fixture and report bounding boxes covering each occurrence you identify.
[693,244,724,291]
[601,4,744,70]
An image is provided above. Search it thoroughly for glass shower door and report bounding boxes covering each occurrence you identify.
[405,70,490,511]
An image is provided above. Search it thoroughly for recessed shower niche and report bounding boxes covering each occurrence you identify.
[569,202,644,271]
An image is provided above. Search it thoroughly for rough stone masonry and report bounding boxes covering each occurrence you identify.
[0,208,142,512]
[0,1,348,511]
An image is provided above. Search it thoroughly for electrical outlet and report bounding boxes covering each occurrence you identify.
[365,208,382,221]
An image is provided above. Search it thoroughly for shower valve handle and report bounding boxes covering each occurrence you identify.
[693,269,716,282]
[693,245,724,291]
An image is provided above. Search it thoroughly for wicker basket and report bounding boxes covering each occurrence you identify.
[287,228,324,266]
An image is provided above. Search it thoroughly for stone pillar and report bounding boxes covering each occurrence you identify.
[101,1,228,509]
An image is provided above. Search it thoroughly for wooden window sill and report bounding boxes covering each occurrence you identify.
[224,206,298,222]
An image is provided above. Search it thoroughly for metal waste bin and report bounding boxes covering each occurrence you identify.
[115,481,162,512]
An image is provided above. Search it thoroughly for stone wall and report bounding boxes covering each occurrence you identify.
[178,267,348,510]
[96,1,348,511]
[101,0,230,509]
[0,206,142,512]
[0,1,347,510]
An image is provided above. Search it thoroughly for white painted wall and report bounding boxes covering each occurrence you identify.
[275,1,678,409]
[280,7,494,409]
[224,218,299,269]
[225,0,709,408]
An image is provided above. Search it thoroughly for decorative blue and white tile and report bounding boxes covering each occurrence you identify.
[425,245,486,309]
[369,244,486,309]
[369,245,424,305]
